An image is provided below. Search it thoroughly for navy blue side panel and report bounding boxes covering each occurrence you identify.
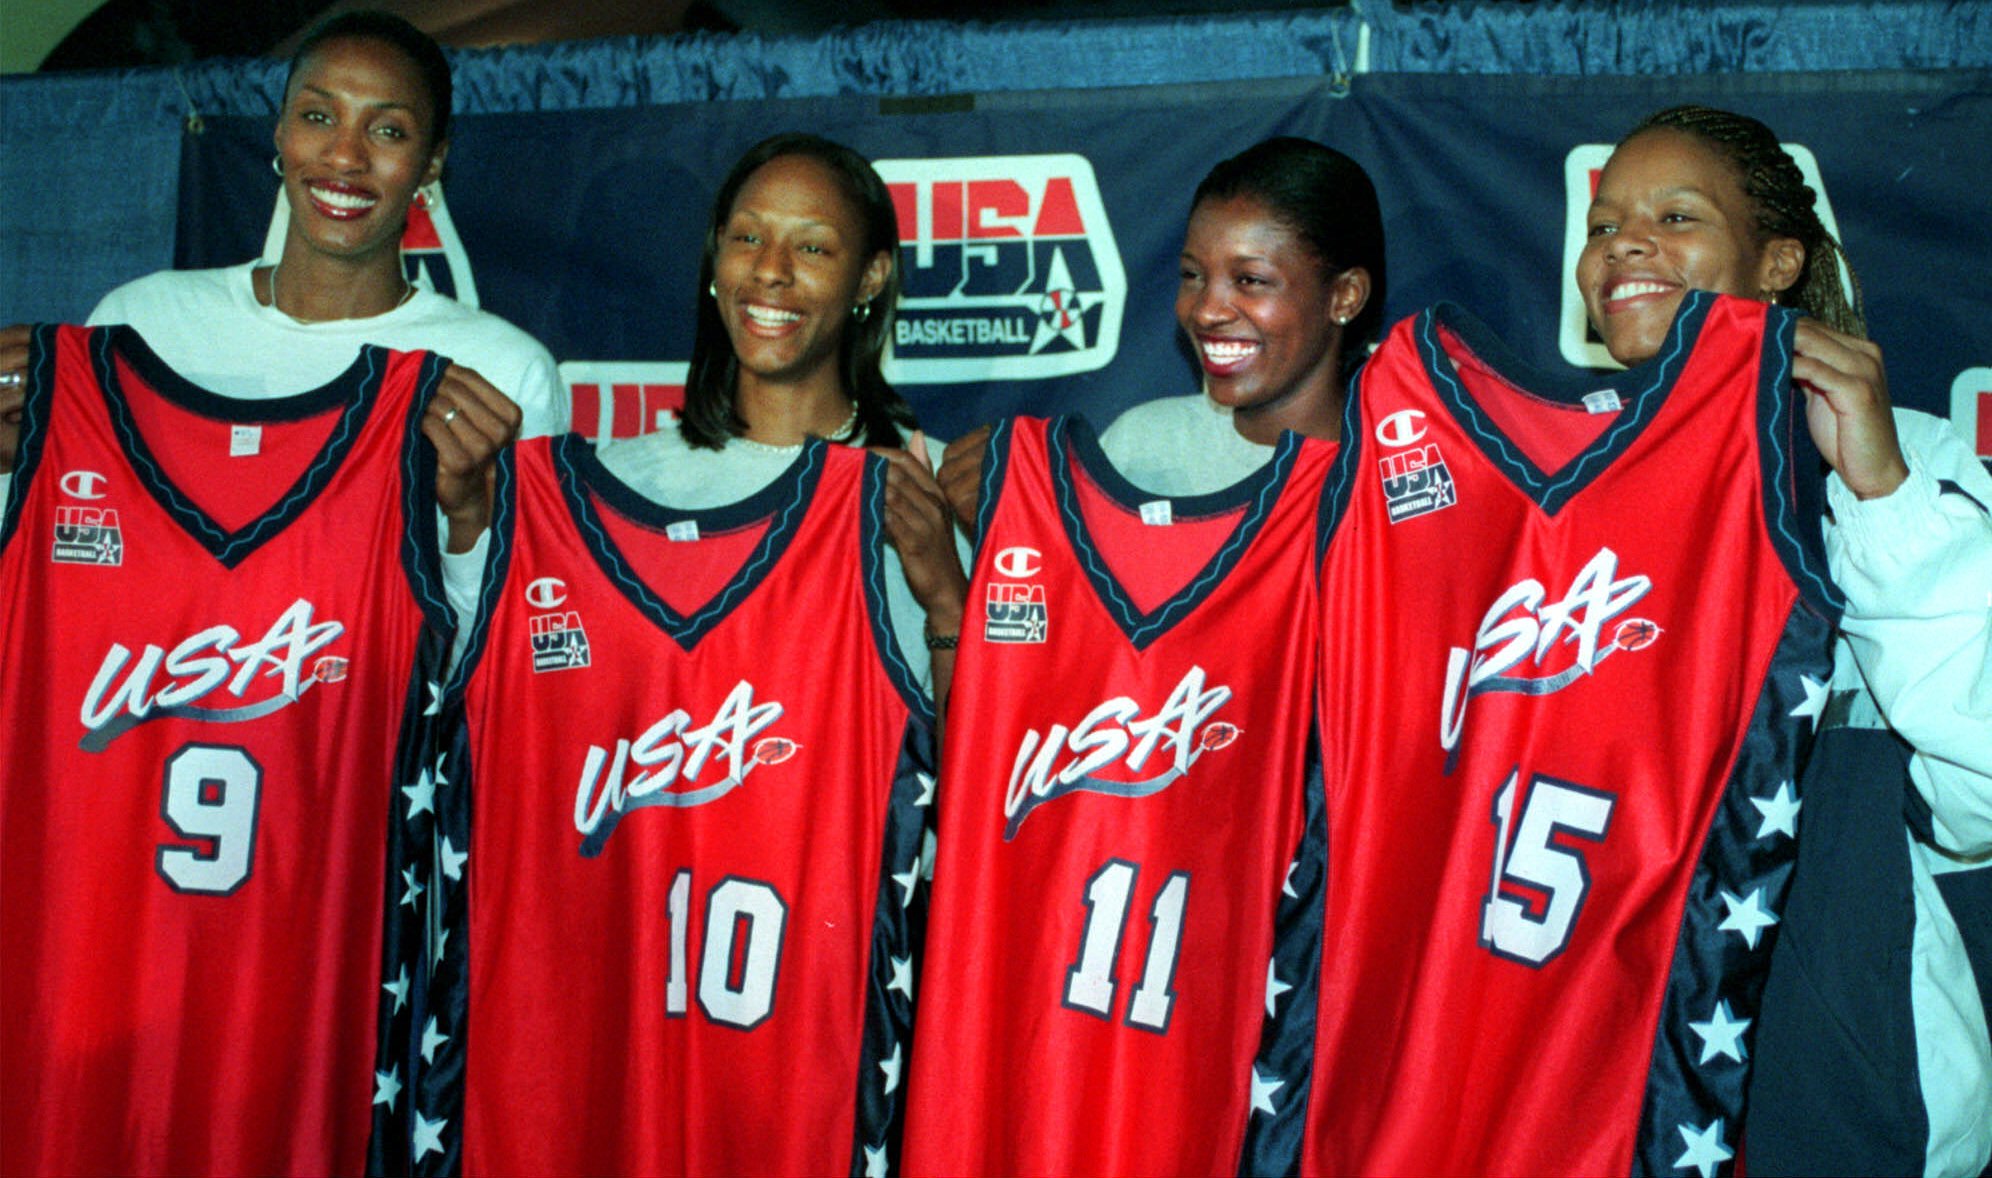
[1747,725,1927,1177]
[368,616,453,1177]
[860,452,936,726]
[1755,306,1844,620]
[847,714,939,1178]
[442,443,519,698]
[0,323,59,555]
[1631,598,1835,1177]
[1238,721,1326,1177]
[397,352,455,632]
[1933,866,1992,1097]
[412,679,476,1178]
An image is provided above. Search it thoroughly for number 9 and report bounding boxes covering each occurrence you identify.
[157,744,263,895]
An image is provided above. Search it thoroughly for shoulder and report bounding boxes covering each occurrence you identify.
[88,265,249,327]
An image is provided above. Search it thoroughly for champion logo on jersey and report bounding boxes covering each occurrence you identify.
[1003,666,1237,840]
[573,680,798,858]
[876,155,1126,383]
[1440,547,1660,769]
[79,598,347,751]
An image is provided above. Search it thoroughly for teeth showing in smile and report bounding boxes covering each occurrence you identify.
[309,185,378,211]
[1201,339,1258,363]
[1609,280,1671,300]
[744,305,802,326]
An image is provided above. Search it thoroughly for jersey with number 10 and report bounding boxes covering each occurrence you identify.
[1301,293,1839,1176]
[421,435,933,1177]
[903,415,1334,1176]
[0,324,445,1177]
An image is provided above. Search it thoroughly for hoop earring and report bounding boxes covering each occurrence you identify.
[412,182,442,211]
[708,281,718,299]
[852,300,872,322]
[271,155,284,178]
[1762,289,1780,305]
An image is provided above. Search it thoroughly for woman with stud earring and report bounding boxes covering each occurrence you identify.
[598,131,967,699]
[0,9,565,551]
[936,136,1384,519]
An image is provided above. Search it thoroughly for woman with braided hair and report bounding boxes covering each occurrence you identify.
[1581,103,1992,1178]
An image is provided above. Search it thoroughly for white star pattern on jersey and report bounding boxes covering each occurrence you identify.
[1717,888,1778,949]
[1266,958,1292,1018]
[1749,781,1802,840]
[372,1065,402,1110]
[1673,1118,1733,1178]
[1250,1066,1283,1116]
[1688,999,1750,1065]
[412,1112,447,1163]
[1789,673,1829,730]
[880,1043,903,1096]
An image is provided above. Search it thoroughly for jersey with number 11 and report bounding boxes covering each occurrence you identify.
[903,415,1333,1176]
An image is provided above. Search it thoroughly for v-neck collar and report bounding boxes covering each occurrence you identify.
[93,326,385,568]
[1416,290,1715,515]
[1047,414,1299,650]
[554,432,825,652]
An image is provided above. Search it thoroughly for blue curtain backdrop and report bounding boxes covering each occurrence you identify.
[3,1,1988,448]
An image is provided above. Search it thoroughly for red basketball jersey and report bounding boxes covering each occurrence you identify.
[0,325,448,1177]
[1300,293,1839,1176]
[902,415,1334,1176]
[421,435,933,1177]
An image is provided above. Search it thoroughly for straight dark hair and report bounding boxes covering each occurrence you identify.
[1192,137,1388,378]
[681,133,914,450]
[285,10,453,147]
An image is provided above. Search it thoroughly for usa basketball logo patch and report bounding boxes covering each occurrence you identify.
[984,546,1049,643]
[524,576,590,672]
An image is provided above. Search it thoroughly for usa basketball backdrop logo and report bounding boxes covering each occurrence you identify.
[876,154,1126,382]
[262,185,479,306]
[1559,142,1840,369]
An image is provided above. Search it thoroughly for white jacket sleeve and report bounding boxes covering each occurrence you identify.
[1826,409,1992,857]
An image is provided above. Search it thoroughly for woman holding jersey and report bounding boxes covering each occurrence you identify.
[1579,104,1991,1178]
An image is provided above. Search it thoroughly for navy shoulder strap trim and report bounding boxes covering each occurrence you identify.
[1756,306,1845,619]
[861,451,937,725]
[398,352,454,632]
[0,323,61,555]
[1317,363,1366,569]
[443,439,520,699]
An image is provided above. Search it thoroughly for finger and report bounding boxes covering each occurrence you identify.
[431,382,515,452]
[444,364,526,434]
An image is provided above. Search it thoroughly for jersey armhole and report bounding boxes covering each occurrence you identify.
[969,416,1020,568]
[0,323,62,555]
[1316,367,1368,572]
[1755,309,1845,622]
[440,440,519,701]
[398,350,457,635]
[861,451,938,726]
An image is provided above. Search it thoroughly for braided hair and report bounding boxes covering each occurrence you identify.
[1627,105,1864,337]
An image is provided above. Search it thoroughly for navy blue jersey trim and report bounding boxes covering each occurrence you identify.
[972,417,1017,559]
[1316,365,1367,570]
[556,432,824,651]
[1421,292,1711,516]
[0,323,59,555]
[1050,413,1297,650]
[93,326,384,568]
[441,440,518,700]
[397,352,454,632]
[861,453,937,725]
[1754,306,1845,619]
